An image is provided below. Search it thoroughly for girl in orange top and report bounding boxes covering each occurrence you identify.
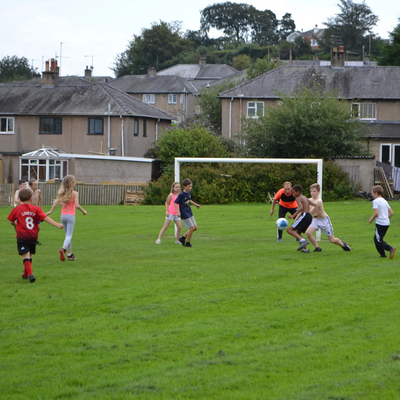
[46,175,87,261]
[156,182,182,244]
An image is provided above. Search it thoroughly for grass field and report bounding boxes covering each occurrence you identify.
[1,201,399,399]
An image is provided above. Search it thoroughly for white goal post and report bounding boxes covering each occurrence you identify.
[174,157,323,240]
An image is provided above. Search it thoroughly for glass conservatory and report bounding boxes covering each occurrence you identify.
[19,148,69,182]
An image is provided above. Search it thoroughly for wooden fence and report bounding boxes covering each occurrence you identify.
[0,183,147,206]
[0,183,14,206]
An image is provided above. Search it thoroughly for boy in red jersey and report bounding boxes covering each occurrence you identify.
[8,188,63,283]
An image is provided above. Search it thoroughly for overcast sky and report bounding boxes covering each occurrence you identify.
[1,0,398,77]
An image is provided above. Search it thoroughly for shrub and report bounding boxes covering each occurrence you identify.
[143,161,354,205]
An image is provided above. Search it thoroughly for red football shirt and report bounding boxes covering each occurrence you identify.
[8,204,47,243]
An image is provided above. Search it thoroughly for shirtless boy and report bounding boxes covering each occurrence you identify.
[306,183,351,252]
[287,184,316,252]
[28,179,43,208]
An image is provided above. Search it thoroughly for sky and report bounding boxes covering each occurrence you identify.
[1,0,399,78]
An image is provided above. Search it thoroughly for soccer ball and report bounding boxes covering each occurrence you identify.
[276,218,288,230]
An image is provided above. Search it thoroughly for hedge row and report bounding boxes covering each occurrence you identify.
[143,161,354,205]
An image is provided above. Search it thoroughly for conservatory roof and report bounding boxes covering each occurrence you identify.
[21,147,67,158]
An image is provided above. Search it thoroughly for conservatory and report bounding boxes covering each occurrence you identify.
[19,148,69,182]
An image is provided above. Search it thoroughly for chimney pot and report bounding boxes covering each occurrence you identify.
[339,45,344,52]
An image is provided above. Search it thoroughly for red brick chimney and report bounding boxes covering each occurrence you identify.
[42,58,59,87]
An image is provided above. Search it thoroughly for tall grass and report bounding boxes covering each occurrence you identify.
[1,201,399,399]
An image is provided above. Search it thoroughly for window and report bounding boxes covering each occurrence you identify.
[168,94,177,104]
[0,117,14,134]
[134,119,139,136]
[381,144,391,165]
[380,143,400,168]
[310,39,318,47]
[352,103,377,120]
[88,118,104,135]
[142,94,155,104]
[143,120,147,137]
[247,101,264,118]
[20,158,68,182]
[40,117,62,134]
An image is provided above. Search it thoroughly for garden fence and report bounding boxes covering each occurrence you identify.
[0,183,147,206]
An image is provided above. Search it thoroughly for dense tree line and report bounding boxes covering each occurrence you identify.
[0,56,33,83]
[113,0,393,77]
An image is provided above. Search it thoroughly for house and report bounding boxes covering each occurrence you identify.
[287,25,325,50]
[0,59,174,185]
[109,58,242,121]
[218,47,400,188]
[109,67,198,122]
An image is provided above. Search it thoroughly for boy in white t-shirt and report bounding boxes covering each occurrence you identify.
[369,185,396,259]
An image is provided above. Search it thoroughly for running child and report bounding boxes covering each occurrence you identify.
[306,183,351,252]
[46,175,87,261]
[287,184,315,252]
[156,182,182,244]
[14,179,27,206]
[270,181,298,242]
[29,178,43,245]
[7,188,63,283]
[369,185,396,259]
[174,178,200,248]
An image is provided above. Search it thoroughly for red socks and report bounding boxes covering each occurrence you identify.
[23,258,33,277]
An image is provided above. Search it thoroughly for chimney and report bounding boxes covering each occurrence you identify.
[363,53,370,62]
[85,66,92,78]
[147,66,156,76]
[314,24,318,34]
[199,57,206,66]
[41,58,59,87]
[331,46,345,68]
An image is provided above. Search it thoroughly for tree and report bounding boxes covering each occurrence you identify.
[277,13,296,42]
[250,9,279,45]
[113,21,194,76]
[240,86,370,159]
[246,58,281,80]
[0,56,33,83]
[200,2,258,43]
[323,0,378,52]
[154,124,230,165]
[378,21,400,65]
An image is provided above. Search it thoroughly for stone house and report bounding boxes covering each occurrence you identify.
[0,60,174,185]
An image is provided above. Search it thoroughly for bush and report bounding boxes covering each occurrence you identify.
[143,161,354,205]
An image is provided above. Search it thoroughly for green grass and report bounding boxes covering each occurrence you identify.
[1,201,399,399]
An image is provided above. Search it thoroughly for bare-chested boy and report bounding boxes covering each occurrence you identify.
[29,179,43,245]
[287,184,316,252]
[306,183,351,252]
[28,179,43,208]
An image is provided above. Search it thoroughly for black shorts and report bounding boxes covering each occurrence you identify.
[292,212,312,233]
[17,241,36,256]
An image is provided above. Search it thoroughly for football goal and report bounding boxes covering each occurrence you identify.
[174,157,323,240]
